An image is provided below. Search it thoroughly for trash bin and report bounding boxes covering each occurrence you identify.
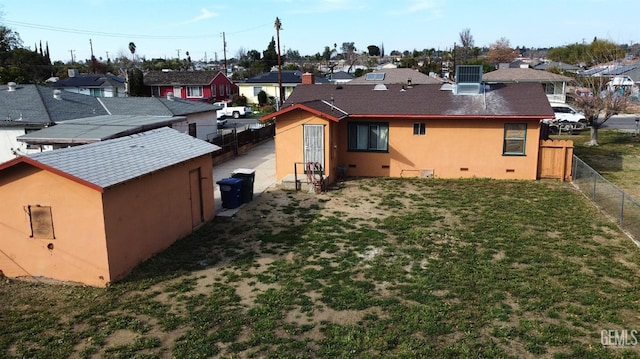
[231,168,256,203]
[216,177,243,209]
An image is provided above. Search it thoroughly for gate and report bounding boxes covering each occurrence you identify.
[538,139,574,181]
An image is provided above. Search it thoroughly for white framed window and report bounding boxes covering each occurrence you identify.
[503,123,527,155]
[253,86,263,97]
[413,122,426,135]
[348,122,389,152]
[187,86,203,98]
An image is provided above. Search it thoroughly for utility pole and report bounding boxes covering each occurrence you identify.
[275,17,283,108]
[89,39,96,73]
[222,32,227,74]
[69,50,75,64]
[176,49,180,60]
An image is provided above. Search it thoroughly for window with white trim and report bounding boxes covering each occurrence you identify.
[187,86,203,98]
[413,122,426,135]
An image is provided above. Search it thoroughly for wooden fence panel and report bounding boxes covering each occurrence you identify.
[210,124,275,161]
[538,140,574,181]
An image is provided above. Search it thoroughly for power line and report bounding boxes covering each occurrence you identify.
[4,20,271,40]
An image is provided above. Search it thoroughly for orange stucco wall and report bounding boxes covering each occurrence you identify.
[274,113,542,182]
[102,156,215,282]
[0,155,215,287]
[274,110,337,183]
[0,163,110,286]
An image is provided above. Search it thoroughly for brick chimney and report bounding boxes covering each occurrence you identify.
[302,72,314,85]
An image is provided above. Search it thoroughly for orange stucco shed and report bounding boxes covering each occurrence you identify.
[262,78,556,184]
[0,127,220,287]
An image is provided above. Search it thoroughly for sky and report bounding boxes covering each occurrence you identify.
[1,0,638,64]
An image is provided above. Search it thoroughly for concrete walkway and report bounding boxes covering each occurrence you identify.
[213,139,276,217]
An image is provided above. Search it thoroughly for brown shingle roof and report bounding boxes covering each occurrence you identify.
[482,68,573,83]
[144,70,222,86]
[276,82,553,119]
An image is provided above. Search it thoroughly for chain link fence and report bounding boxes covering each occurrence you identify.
[572,155,640,242]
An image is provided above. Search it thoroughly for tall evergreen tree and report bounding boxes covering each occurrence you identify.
[262,37,278,72]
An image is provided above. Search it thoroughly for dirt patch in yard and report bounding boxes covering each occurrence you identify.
[2,177,640,358]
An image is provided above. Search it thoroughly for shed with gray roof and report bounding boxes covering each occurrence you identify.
[0,127,220,286]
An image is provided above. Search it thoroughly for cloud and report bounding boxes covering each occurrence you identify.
[182,8,218,24]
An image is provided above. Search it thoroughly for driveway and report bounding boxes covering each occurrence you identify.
[212,138,276,216]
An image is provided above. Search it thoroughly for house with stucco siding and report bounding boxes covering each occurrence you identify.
[262,67,561,186]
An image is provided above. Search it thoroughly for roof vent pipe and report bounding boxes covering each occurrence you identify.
[53,89,62,100]
[7,82,16,91]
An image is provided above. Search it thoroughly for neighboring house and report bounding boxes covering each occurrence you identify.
[483,67,573,103]
[262,71,555,185]
[0,86,222,163]
[17,115,188,148]
[143,70,238,102]
[51,70,126,97]
[99,95,223,141]
[326,70,355,84]
[0,83,109,163]
[532,61,581,73]
[0,127,220,287]
[238,70,328,105]
[596,63,640,84]
[347,68,443,85]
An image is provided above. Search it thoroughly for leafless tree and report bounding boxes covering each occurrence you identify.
[573,77,629,146]
[486,37,518,65]
[458,28,474,64]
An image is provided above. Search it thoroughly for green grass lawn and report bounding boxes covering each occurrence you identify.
[2,178,640,358]
[554,129,640,199]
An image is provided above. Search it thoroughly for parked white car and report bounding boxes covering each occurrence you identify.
[550,103,588,131]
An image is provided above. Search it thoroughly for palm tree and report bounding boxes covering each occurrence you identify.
[128,42,136,62]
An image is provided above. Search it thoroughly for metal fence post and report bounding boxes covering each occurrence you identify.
[620,191,625,226]
[592,171,597,201]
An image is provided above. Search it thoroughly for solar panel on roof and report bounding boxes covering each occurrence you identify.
[456,65,483,84]
[366,73,385,81]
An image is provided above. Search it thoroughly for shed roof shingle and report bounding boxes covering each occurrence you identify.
[21,127,219,190]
